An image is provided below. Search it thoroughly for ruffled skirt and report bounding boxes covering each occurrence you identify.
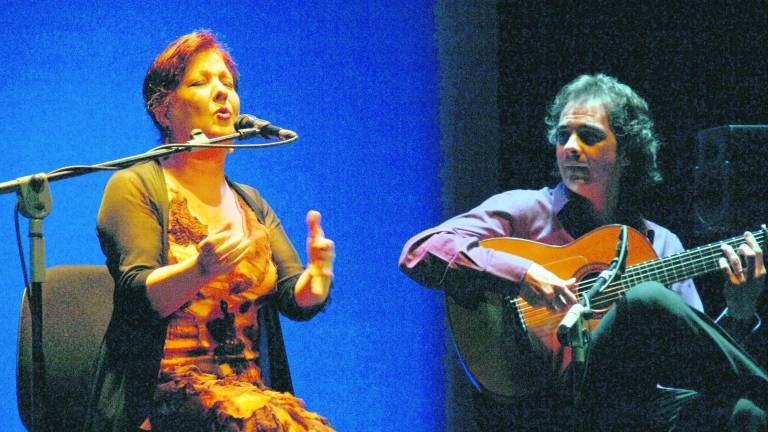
[149,365,334,432]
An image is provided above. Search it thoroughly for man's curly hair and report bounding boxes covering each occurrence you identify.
[544,74,663,199]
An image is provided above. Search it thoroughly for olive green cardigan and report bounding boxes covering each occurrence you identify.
[84,161,326,431]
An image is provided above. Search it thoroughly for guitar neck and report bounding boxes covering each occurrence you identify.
[620,228,768,289]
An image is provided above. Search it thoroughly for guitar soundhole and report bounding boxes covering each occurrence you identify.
[573,263,612,318]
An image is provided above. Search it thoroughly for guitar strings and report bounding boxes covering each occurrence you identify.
[511,230,766,331]
[595,230,766,305]
[516,233,762,328]
[516,231,766,329]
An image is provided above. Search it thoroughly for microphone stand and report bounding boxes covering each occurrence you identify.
[556,225,628,417]
[0,128,283,431]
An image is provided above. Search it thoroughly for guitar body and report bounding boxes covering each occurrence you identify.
[446,225,658,399]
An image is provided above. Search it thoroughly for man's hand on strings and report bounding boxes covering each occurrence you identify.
[521,263,578,312]
[720,231,766,320]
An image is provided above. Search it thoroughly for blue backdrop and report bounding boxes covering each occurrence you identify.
[0,1,444,430]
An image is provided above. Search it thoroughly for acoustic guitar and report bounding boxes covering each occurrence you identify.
[446,224,767,400]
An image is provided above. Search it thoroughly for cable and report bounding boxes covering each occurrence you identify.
[14,202,30,291]
[147,134,298,153]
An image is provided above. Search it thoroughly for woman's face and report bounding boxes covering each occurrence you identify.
[164,48,240,142]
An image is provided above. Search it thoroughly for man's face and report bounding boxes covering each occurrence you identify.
[555,101,624,202]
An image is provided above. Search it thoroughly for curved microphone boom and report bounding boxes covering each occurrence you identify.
[557,225,628,346]
[581,224,628,308]
[235,114,298,140]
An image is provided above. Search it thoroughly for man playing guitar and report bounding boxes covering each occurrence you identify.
[400,74,767,431]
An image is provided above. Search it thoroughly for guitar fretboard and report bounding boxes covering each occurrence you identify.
[591,227,768,308]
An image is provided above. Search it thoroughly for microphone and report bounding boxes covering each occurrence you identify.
[234,114,297,140]
[556,303,589,345]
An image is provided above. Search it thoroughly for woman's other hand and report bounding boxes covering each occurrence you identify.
[196,222,252,277]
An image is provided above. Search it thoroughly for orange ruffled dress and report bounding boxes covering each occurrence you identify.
[146,186,334,432]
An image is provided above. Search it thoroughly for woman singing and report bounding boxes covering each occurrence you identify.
[84,31,335,432]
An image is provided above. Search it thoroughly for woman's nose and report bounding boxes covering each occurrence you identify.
[213,81,230,102]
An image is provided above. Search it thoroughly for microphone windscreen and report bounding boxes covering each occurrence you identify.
[234,114,268,131]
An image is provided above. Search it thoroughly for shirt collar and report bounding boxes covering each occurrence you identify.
[552,181,653,240]
[552,182,571,215]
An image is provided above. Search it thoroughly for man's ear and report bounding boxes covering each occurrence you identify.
[620,156,630,167]
[618,148,630,167]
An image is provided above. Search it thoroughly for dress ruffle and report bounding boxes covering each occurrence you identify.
[152,366,334,432]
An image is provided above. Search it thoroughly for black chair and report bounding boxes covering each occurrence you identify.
[17,265,114,431]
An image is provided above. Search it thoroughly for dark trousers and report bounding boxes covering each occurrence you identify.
[580,282,768,431]
[471,387,572,431]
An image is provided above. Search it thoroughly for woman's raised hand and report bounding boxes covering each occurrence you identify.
[306,210,335,279]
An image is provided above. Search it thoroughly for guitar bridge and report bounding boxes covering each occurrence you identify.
[504,295,529,336]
